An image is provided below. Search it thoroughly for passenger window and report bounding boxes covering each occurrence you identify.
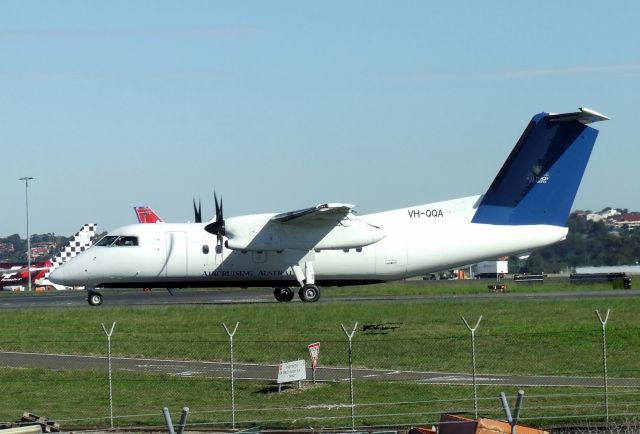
[202,245,210,254]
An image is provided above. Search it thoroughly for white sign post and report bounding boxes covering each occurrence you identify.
[307,342,320,384]
[277,359,306,391]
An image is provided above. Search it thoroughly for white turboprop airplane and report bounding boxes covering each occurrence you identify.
[50,108,608,306]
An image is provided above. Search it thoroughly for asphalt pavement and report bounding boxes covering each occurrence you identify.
[1,350,637,388]
[0,286,637,309]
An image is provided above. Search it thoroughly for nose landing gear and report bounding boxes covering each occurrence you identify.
[87,290,103,306]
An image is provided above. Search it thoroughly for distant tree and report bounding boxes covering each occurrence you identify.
[523,212,640,272]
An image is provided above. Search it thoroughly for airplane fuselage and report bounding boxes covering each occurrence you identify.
[53,195,567,289]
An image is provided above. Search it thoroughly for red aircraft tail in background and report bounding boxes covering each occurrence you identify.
[134,206,164,224]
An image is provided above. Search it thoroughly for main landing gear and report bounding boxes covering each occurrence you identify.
[273,284,321,303]
[274,287,294,302]
[299,284,321,302]
[87,290,103,306]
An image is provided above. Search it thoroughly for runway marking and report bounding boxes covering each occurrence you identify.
[173,371,205,377]
[421,375,506,383]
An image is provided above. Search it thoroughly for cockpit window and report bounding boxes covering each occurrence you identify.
[114,236,138,246]
[95,235,138,247]
[96,236,118,246]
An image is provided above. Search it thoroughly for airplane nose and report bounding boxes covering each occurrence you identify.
[48,266,64,284]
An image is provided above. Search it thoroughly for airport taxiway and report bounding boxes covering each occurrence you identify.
[0,287,638,309]
[0,350,637,388]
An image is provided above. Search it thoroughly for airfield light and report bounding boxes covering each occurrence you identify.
[18,177,34,291]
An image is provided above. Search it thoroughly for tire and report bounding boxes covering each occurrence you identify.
[282,287,294,302]
[274,287,294,302]
[299,284,321,302]
[88,291,103,306]
[274,287,284,302]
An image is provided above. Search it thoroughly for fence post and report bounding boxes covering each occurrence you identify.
[341,322,358,431]
[500,390,524,434]
[177,406,189,434]
[223,322,239,429]
[461,315,483,419]
[101,322,116,430]
[596,309,611,423]
[163,407,176,434]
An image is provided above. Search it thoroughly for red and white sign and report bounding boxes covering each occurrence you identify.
[307,342,321,369]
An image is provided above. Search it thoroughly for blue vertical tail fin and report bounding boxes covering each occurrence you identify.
[472,107,608,226]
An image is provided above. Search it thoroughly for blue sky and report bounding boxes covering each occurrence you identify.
[2,1,639,236]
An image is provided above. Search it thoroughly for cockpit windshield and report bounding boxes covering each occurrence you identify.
[95,235,139,247]
[96,236,118,246]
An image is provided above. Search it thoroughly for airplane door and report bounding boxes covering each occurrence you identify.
[165,231,187,277]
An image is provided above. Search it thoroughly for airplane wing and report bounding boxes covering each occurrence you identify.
[272,203,355,225]
[222,203,383,251]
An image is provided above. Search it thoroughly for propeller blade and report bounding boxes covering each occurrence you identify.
[214,191,221,221]
[193,198,202,223]
[205,191,225,240]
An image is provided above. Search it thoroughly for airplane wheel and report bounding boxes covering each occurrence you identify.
[274,287,284,301]
[282,287,294,302]
[299,284,321,302]
[274,287,294,302]
[87,291,103,306]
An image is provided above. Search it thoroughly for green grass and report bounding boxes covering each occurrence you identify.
[1,367,637,430]
[0,288,639,429]
[0,296,639,375]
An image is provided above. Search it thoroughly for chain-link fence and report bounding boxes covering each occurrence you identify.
[1,310,639,432]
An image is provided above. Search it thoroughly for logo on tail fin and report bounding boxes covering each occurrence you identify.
[527,163,550,184]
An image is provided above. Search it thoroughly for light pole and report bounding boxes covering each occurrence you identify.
[19,177,34,291]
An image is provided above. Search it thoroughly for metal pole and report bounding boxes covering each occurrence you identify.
[163,407,176,434]
[223,322,239,429]
[596,309,611,423]
[341,322,358,431]
[462,315,483,418]
[101,322,116,429]
[500,390,524,434]
[19,177,34,291]
[499,392,512,424]
[177,406,189,434]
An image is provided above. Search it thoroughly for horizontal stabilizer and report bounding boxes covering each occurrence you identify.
[547,107,609,124]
